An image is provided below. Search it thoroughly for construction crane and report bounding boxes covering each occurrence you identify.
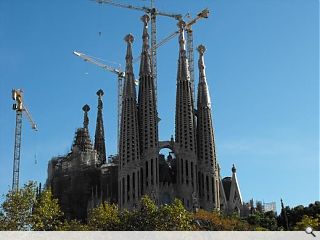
[185,8,209,102]
[133,8,210,99]
[73,51,124,152]
[94,0,183,102]
[73,8,209,149]
[12,89,37,191]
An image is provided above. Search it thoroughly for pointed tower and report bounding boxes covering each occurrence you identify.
[196,44,220,211]
[221,165,243,215]
[94,89,106,164]
[118,34,141,209]
[72,104,94,152]
[138,15,159,200]
[175,21,197,210]
[83,104,90,130]
[228,165,243,213]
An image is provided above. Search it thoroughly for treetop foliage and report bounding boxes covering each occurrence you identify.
[0,182,318,231]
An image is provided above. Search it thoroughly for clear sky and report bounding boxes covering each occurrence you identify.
[0,0,318,211]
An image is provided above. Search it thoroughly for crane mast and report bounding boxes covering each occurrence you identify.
[133,8,209,101]
[94,0,182,103]
[73,51,124,152]
[12,110,22,192]
[185,8,209,103]
[12,89,37,191]
[73,8,208,154]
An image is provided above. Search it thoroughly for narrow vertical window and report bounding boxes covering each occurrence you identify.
[198,171,201,196]
[127,175,130,201]
[151,159,154,185]
[202,174,205,197]
[206,175,209,201]
[138,171,140,197]
[122,177,125,204]
[146,161,148,178]
[195,164,198,187]
[181,158,184,183]
[211,177,214,203]
[141,167,144,194]
[186,159,189,185]
[146,161,149,186]
[191,162,194,187]
[156,158,158,184]
[133,172,135,199]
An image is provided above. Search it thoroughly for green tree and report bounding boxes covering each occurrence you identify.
[30,188,64,230]
[246,211,278,230]
[87,202,120,230]
[193,210,251,231]
[57,219,89,231]
[294,215,320,231]
[117,197,193,231]
[118,209,136,230]
[277,201,320,230]
[135,196,159,230]
[0,182,37,230]
[157,199,193,231]
[117,196,159,230]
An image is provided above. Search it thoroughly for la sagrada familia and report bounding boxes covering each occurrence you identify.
[46,15,243,221]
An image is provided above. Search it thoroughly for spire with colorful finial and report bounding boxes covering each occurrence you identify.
[123,34,136,98]
[177,20,190,82]
[94,89,106,164]
[82,104,90,129]
[197,44,211,107]
[139,14,152,76]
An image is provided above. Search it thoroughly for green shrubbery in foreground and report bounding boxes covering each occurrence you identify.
[0,181,318,231]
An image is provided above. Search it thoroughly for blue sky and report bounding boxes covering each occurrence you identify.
[0,0,318,210]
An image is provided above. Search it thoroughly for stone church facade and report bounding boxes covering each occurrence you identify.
[46,15,243,221]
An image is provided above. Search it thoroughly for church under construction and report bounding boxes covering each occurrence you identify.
[46,15,244,221]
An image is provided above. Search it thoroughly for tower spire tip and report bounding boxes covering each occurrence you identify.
[82,104,90,129]
[141,14,150,24]
[96,89,104,97]
[82,104,90,113]
[124,34,134,44]
[232,164,236,173]
[197,44,206,55]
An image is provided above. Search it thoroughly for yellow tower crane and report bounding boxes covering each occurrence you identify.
[12,89,37,191]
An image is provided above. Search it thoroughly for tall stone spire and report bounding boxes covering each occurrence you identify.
[119,34,141,209]
[138,14,159,200]
[196,44,220,211]
[94,89,106,164]
[123,34,136,98]
[177,21,191,83]
[175,21,197,210]
[197,45,211,107]
[139,15,152,76]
